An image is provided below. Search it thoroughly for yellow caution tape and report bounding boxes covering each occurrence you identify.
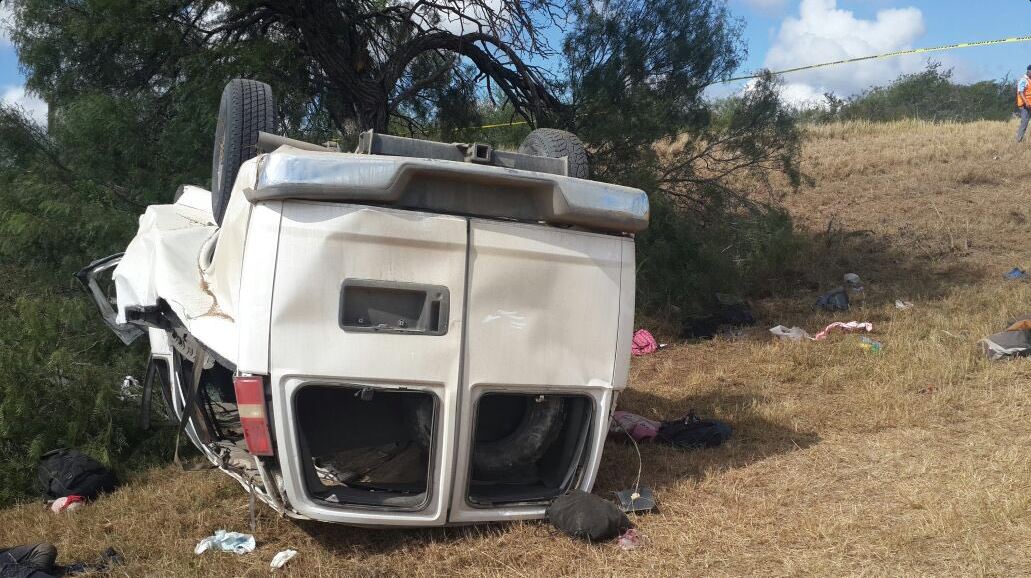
[472,120,523,128]
[722,35,1031,83]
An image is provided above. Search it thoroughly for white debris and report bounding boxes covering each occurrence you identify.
[270,549,298,570]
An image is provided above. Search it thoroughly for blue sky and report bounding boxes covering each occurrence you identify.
[1,0,1029,121]
[716,0,1031,102]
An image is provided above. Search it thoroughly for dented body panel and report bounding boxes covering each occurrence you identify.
[98,147,645,526]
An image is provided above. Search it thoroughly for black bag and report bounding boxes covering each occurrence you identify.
[36,449,118,500]
[658,414,732,449]
[546,490,630,541]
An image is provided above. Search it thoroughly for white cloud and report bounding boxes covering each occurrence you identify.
[2,85,48,126]
[408,0,507,36]
[763,0,926,106]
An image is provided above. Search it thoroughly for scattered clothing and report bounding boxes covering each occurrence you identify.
[611,411,732,449]
[195,531,256,555]
[36,449,118,502]
[895,300,914,310]
[610,411,660,442]
[270,549,298,570]
[616,529,645,551]
[49,496,84,514]
[814,287,849,312]
[813,321,873,341]
[657,413,732,449]
[1004,267,1028,281]
[58,548,122,577]
[547,490,631,542]
[631,329,658,357]
[0,543,56,578]
[0,545,118,578]
[769,325,812,341]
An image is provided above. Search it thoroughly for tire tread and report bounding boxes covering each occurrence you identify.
[211,79,274,224]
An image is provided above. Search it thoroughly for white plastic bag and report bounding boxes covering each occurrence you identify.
[194,530,256,555]
[270,549,298,570]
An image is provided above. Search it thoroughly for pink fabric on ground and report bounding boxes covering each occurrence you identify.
[631,329,658,356]
[51,495,85,513]
[611,410,661,442]
[813,321,873,341]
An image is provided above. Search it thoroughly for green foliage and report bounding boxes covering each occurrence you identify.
[636,195,798,325]
[564,1,805,328]
[803,63,1013,123]
[0,102,171,503]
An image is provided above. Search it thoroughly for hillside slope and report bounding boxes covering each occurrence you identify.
[2,120,1030,577]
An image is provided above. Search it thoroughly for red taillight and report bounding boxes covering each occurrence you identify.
[233,375,275,457]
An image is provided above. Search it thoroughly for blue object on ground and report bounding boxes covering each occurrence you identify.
[814,287,850,312]
[1005,267,1028,281]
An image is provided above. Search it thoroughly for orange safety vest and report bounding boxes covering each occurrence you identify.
[1018,76,1031,107]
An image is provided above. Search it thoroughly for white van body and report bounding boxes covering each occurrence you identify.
[90,141,647,526]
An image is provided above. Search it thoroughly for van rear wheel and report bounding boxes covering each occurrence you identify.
[211,79,274,224]
[518,128,590,179]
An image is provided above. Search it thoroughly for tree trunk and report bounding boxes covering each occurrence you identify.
[356,98,390,133]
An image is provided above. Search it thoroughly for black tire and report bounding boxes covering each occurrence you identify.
[404,395,567,476]
[518,128,590,179]
[211,79,274,224]
[473,396,566,476]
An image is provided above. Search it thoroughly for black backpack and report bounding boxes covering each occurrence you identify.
[546,490,631,541]
[36,449,119,500]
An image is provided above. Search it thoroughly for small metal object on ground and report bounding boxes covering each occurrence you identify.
[615,486,656,514]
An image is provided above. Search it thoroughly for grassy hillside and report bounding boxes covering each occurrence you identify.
[2,119,1030,576]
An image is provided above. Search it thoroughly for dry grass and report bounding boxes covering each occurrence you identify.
[3,119,1031,577]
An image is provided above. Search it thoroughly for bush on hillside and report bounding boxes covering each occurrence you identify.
[802,63,1013,124]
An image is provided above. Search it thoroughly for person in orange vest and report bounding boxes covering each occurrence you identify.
[1017,65,1031,142]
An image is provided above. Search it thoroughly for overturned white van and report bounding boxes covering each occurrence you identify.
[78,79,648,526]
